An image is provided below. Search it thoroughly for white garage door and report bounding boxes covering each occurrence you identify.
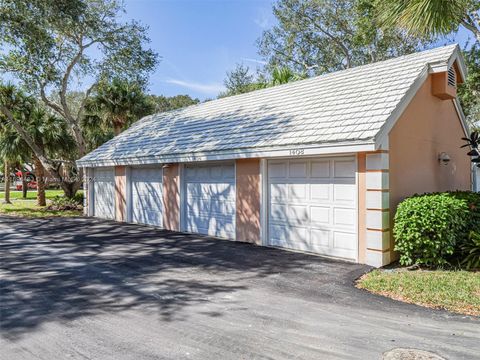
[476,167,480,192]
[183,163,235,239]
[93,168,115,220]
[131,167,163,227]
[268,157,357,260]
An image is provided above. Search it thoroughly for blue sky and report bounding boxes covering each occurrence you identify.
[123,0,275,100]
[122,0,474,100]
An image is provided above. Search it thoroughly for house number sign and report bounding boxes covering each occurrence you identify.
[289,149,305,155]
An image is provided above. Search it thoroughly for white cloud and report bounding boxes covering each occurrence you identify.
[165,79,224,95]
[241,57,267,66]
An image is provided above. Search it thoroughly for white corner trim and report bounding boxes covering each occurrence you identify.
[449,45,467,82]
[429,62,449,73]
[452,98,470,137]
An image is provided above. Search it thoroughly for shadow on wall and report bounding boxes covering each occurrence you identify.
[0,217,360,340]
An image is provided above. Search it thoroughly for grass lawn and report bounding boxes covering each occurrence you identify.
[0,190,83,218]
[0,189,65,200]
[357,269,480,316]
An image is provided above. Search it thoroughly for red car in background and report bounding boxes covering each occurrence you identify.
[15,171,37,190]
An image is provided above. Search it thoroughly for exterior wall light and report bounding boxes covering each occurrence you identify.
[438,152,451,165]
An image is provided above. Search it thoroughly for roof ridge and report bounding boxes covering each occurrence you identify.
[146,43,459,118]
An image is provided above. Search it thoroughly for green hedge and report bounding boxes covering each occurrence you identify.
[393,191,480,268]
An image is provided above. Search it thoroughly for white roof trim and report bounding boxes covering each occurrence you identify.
[452,97,470,137]
[77,141,376,168]
[428,45,467,82]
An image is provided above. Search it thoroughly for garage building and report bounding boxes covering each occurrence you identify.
[77,44,473,267]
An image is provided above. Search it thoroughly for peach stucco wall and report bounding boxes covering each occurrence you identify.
[389,75,471,210]
[163,164,180,231]
[389,75,471,260]
[235,159,261,244]
[115,166,126,222]
[357,153,367,264]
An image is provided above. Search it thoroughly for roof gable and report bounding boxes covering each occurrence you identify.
[78,44,463,167]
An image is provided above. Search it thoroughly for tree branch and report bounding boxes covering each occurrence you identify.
[40,83,65,117]
[77,83,97,120]
[59,46,87,155]
[302,13,351,68]
[461,16,480,42]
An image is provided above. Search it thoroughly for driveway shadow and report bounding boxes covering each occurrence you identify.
[0,216,367,340]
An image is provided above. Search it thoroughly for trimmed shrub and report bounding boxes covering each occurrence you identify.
[45,195,83,211]
[460,232,480,270]
[448,191,480,233]
[393,193,470,267]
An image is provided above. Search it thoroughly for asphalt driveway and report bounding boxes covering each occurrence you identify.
[0,216,478,360]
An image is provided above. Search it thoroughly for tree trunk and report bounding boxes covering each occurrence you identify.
[114,123,122,136]
[61,181,82,199]
[3,160,11,204]
[34,156,46,206]
[20,166,28,198]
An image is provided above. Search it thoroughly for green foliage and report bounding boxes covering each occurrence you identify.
[0,83,76,167]
[458,45,480,128]
[46,194,83,211]
[0,0,158,91]
[393,193,470,267]
[460,232,480,270]
[220,63,306,97]
[147,94,200,113]
[83,77,154,137]
[448,191,480,231]
[376,0,480,41]
[257,0,429,75]
[221,63,265,97]
[0,0,158,198]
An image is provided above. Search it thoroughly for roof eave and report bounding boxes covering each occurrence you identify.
[76,140,376,168]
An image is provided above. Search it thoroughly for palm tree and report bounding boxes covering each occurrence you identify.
[271,66,307,85]
[0,84,75,205]
[376,0,480,41]
[85,78,154,136]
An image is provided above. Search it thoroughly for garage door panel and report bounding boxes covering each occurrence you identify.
[289,161,307,177]
[93,168,115,220]
[333,208,356,227]
[271,183,288,201]
[310,206,330,225]
[288,183,307,202]
[269,162,287,178]
[270,204,288,222]
[288,205,308,223]
[210,199,235,214]
[333,184,356,202]
[333,232,356,250]
[333,159,356,178]
[270,224,308,245]
[184,163,235,239]
[310,228,331,247]
[310,183,331,201]
[268,157,357,261]
[131,167,163,227]
[187,183,234,200]
[311,161,330,178]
